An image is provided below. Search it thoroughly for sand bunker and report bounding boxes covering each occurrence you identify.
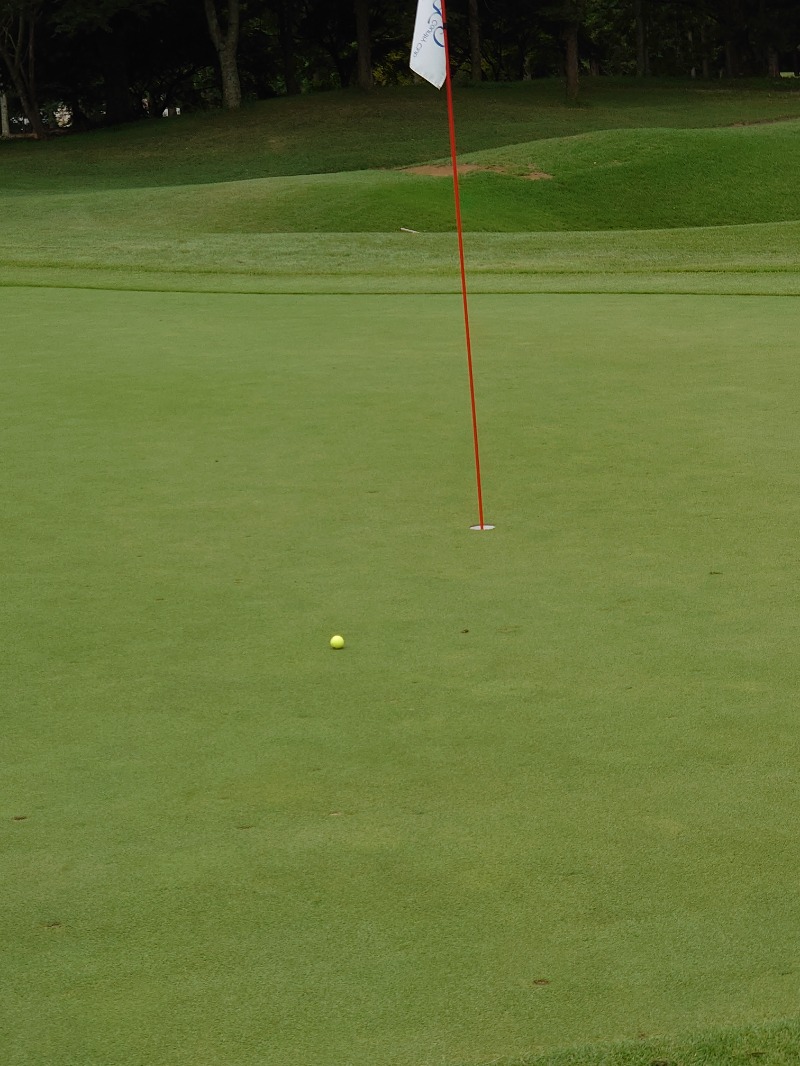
[403,163,552,179]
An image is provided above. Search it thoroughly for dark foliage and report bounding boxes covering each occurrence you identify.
[1,0,799,135]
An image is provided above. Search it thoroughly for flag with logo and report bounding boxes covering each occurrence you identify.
[410,0,447,89]
[407,0,492,530]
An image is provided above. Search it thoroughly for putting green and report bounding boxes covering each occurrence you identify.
[4,287,800,1066]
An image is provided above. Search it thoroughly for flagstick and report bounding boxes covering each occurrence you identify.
[440,0,492,532]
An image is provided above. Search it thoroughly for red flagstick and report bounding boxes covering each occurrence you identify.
[440,0,492,531]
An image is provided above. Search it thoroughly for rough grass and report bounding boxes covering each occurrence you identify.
[3,223,800,298]
[16,120,798,235]
[3,78,800,192]
[3,82,800,297]
[482,1019,800,1065]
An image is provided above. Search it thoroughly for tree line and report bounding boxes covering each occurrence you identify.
[1,0,799,139]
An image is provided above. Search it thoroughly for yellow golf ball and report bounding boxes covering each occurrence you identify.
[330,635,345,649]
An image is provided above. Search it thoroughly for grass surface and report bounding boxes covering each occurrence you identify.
[3,81,800,298]
[2,79,800,192]
[4,79,800,1066]
[3,224,800,298]
[494,1019,800,1065]
[5,288,800,1065]
[8,119,800,236]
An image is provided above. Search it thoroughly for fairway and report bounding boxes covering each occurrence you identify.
[4,284,800,1065]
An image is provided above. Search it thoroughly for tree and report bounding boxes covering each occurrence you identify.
[0,0,47,137]
[541,0,584,101]
[634,0,648,75]
[203,0,241,108]
[468,0,482,81]
[354,0,372,90]
[5,0,800,140]
[49,0,174,124]
[268,0,300,94]
[296,0,358,90]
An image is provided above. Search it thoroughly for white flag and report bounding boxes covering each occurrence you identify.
[410,0,447,89]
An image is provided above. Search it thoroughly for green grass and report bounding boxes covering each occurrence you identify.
[4,79,800,1066]
[3,81,800,296]
[3,78,800,193]
[3,222,800,298]
[6,288,800,1066]
[21,120,797,235]
[491,1019,800,1065]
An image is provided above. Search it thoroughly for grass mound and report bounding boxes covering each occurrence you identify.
[3,79,800,192]
[3,144,800,297]
[3,80,800,297]
[168,119,800,233]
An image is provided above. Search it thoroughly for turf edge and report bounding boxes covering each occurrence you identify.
[466,1019,800,1066]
